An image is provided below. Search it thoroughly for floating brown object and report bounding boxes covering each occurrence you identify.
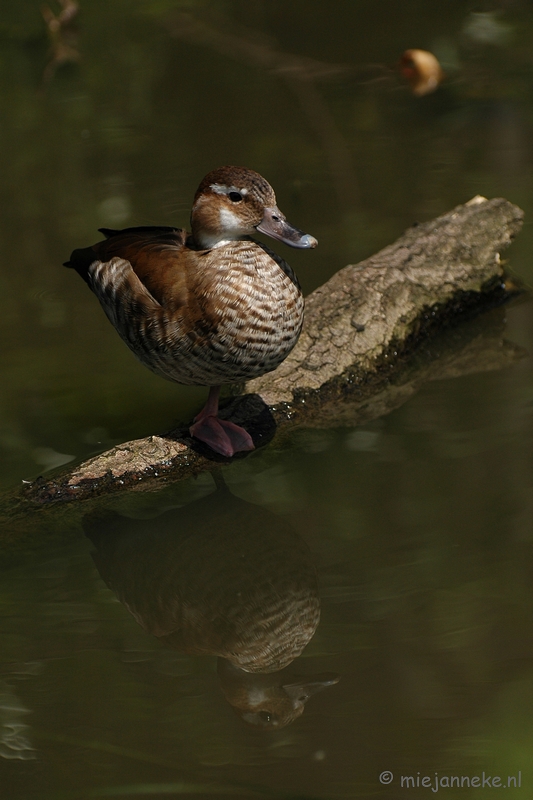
[399,49,445,96]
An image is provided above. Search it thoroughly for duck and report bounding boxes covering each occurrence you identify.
[65,166,317,457]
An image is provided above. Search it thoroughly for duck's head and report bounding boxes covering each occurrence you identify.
[190,166,318,251]
[218,660,339,729]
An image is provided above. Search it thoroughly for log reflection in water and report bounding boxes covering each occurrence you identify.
[83,475,338,728]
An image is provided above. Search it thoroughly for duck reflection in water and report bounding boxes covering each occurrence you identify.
[83,474,338,728]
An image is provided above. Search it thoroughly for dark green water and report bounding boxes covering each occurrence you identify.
[2,1,533,798]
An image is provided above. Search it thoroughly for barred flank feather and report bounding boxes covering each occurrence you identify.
[82,241,303,387]
[66,167,310,391]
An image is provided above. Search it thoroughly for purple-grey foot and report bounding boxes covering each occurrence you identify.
[190,415,254,457]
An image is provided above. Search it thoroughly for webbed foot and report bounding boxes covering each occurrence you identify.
[189,415,254,457]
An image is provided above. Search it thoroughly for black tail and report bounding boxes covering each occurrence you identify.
[63,245,99,284]
[98,225,179,238]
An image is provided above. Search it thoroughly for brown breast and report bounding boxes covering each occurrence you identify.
[74,227,304,387]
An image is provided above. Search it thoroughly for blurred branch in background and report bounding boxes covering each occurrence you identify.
[165,11,360,210]
[41,0,79,87]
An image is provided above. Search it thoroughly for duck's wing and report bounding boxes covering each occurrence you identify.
[64,227,207,371]
[64,226,190,310]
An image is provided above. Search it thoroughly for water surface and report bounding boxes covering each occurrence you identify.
[1,1,533,797]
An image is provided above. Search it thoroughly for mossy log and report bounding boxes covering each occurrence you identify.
[3,196,527,521]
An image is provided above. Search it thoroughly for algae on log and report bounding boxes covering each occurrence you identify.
[7,195,527,512]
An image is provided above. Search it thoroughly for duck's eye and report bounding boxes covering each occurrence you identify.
[259,711,272,723]
[228,191,243,203]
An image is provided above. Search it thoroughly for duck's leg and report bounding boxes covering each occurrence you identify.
[189,385,255,457]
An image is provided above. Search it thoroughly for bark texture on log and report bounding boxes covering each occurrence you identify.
[248,195,522,404]
[14,196,525,507]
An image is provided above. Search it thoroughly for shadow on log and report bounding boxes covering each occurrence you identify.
[0,196,527,541]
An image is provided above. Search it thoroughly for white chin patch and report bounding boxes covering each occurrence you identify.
[219,206,245,233]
